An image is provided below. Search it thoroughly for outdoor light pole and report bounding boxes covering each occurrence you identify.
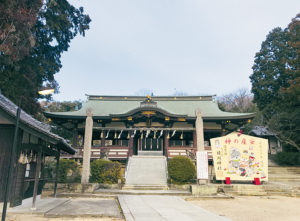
[1,104,21,221]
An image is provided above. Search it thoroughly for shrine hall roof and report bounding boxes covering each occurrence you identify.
[45,95,255,121]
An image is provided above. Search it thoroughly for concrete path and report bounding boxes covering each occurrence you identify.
[118,195,231,221]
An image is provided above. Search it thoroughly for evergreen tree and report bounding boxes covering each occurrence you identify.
[250,27,296,119]
[250,14,300,151]
[0,0,91,115]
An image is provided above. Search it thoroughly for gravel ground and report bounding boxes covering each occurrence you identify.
[190,195,300,221]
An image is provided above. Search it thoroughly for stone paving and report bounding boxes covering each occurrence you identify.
[118,195,232,221]
[8,197,122,219]
[6,194,233,221]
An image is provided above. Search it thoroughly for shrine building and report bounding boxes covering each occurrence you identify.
[45,95,254,183]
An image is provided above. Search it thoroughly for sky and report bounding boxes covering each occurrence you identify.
[52,0,300,101]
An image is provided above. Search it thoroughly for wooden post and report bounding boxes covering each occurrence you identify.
[32,150,42,210]
[54,148,60,198]
[164,131,169,157]
[221,123,226,136]
[129,132,134,157]
[72,129,78,147]
[101,131,106,147]
[2,107,21,221]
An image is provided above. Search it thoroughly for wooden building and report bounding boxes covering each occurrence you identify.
[0,93,75,207]
[45,95,254,183]
[249,126,282,154]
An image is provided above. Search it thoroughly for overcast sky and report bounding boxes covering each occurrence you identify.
[52,0,300,101]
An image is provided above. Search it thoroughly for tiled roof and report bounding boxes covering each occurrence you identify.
[0,93,75,154]
[250,126,276,136]
[45,95,255,120]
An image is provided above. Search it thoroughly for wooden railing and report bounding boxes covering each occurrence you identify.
[61,146,129,160]
[62,145,213,160]
[167,146,212,159]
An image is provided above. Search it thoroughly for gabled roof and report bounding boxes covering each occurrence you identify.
[45,95,255,121]
[0,93,75,154]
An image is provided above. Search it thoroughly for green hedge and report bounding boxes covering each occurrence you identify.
[58,159,81,183]
[168,156,196,184]
[90,159,122,184]
[273,152,300,166]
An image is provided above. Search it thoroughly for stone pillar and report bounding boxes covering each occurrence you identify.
[193,131,197,150]
[81,109,93,184]
[195,109,205,151]
[195,109,209,184]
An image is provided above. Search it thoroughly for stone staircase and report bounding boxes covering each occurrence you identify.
[219,184,268,196]
[123,155,168,190]
[268,166,300,183]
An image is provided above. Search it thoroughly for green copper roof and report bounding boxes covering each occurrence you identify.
[45,95,254,120]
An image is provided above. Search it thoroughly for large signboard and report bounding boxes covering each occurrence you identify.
[196,151,208,179]
[210,132,268,181]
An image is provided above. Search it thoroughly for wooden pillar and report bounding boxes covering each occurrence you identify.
[101,131,106,147]
[54,148,60,198]
[220,122,226,136]
[72,129,78,147]
[129,132,134,157]
[32,150,42,210]
[164,131,169,157]
[81,109,93,184]
[195,109,205,151]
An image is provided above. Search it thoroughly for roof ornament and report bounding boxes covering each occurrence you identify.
[140,95,157,107]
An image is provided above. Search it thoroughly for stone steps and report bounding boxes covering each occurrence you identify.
[219,184,267,196]
[122,185,169,190]
[268,166,300,183]
[124,155,168,190]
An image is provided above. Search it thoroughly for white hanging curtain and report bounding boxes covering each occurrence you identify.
[118,129,123,139]
[105,130,110,138]
[131,130,136,138]
[146,129,150,138]
[171,130,176,137]
[159,130,164,138]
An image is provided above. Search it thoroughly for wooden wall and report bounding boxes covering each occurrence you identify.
[0,125,14,202]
